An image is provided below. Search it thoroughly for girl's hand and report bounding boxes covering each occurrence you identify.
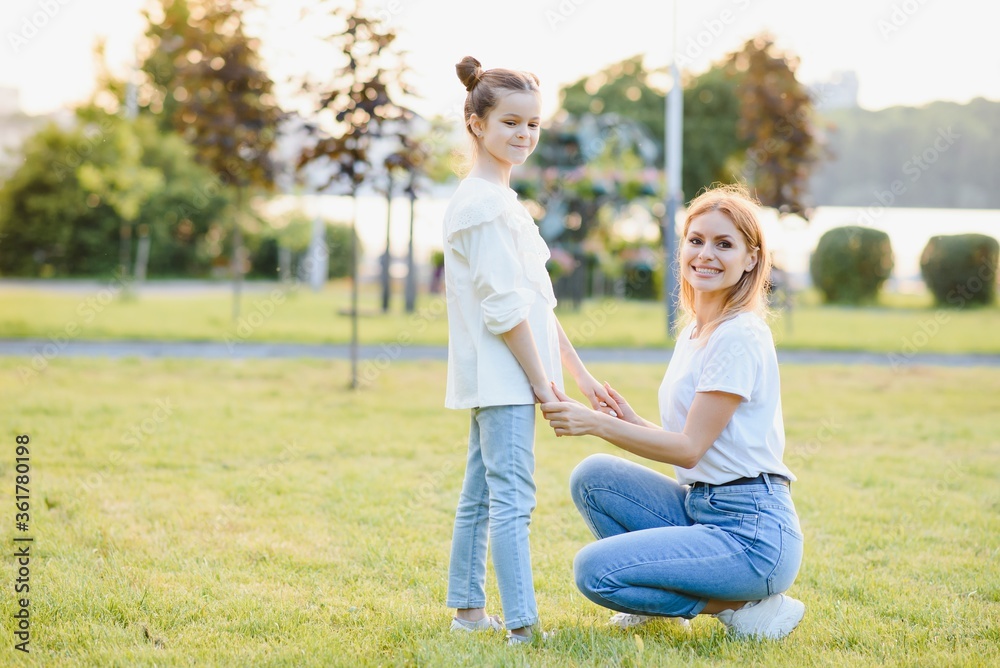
[541,383,605,437]
[603,383,642,425]
[532,382,558,404]
[576,372,622,416]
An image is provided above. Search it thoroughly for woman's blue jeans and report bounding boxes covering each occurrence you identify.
[446,404,538,630]
[570,453,804,618]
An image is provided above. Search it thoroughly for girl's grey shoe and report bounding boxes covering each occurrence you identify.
[450,614,505,632]
[506,629,554,645]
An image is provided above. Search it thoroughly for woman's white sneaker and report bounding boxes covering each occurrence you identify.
[714,594,805,640]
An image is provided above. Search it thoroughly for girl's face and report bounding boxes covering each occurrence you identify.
[471,91,541,168]
[681,210,758,298]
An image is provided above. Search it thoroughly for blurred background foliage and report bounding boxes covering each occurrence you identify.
[0,1,995,310]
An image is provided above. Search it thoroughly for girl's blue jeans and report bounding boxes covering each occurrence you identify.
[446,404,538,630]
[570,453,804,618]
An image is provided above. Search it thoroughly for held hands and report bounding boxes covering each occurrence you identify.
[575,372,622,415]
[541,381,645,437]
[535,373,620,412]
[541,383,609,437]
[602,383,642,426]
[532,382,559,404]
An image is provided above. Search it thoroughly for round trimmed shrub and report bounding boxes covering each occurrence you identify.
[622,260,661,300]
[809,226,894,304]
[919,234,998,307]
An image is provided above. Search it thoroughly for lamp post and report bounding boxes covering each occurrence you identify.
[404,177,418,312]
[663,0,683,336]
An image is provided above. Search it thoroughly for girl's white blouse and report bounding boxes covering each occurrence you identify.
[442,177,564,409]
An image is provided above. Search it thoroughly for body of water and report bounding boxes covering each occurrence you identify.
[265,192,1000,294]
[764,206,1000,292]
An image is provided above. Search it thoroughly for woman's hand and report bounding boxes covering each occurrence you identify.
[603,383,643,425]
[541,383,608,437]
[575,372,622,416]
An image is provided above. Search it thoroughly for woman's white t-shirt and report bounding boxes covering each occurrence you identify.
[442,177,564,409]
[658,312,795,485]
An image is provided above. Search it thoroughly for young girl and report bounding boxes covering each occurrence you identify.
[443,56,619,644]
[541,184,806,640]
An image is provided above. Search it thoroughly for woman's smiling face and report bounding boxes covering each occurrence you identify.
[681,209,758,297]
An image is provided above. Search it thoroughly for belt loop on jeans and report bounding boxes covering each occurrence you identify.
[762,472,774,495]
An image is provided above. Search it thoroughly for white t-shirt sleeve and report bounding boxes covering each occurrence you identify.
[695,320,759,401]
[452,216,535,335]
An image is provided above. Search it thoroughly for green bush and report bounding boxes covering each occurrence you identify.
[809,226,894,304]
[430,250,445,270]
[248,218,359,280]
[621,260,661,300]
[919,234,998,307]
[0,114,229,277]
[326,223,359,279]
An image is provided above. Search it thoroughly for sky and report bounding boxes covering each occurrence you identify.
[1,0,998,120]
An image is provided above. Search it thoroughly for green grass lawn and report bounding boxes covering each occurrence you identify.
[1,280,999,354]
[1,358,998,666]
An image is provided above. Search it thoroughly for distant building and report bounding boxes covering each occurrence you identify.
[809,71,859,111]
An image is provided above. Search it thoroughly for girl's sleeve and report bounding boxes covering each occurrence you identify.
[451,215,535,335]
[695,321,760,401]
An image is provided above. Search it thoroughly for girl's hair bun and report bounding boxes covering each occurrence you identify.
[456,56,484,92]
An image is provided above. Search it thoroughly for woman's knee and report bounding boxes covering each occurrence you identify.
[569,453,619,505]
[572,541,610,598]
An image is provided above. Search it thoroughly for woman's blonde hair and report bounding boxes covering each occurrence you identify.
[678,183,772,341]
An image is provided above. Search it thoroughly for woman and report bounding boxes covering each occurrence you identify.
[541,184,805,640]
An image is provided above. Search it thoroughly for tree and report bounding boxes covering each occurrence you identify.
[560,55,666,144]
[247,212,360,282]
[296,0,416,388]
[724,34,820,215]
[559,55,744,198]
[74,117,163,282]
[139,0,194,134]
[557,48,820,214]
[143,0,284,318]
[417,116,459,185]
[381,132,428,313]
[518,60,667,305]
[0,121,108,276]
[681,66,746,196]
[513,112,663,308]
[0,112,227,277]
[537,47,819,323]
[129,114,231,276]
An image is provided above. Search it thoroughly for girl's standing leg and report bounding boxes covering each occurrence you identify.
[446,411,491,612]
[477,404,538,631]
